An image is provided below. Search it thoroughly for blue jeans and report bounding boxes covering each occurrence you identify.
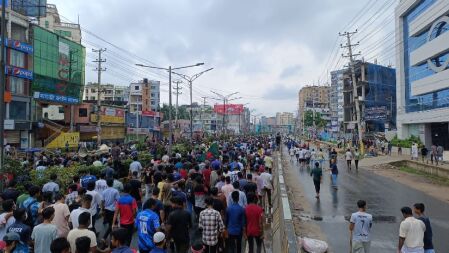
[331,174,337,186]
[424,250,435,253]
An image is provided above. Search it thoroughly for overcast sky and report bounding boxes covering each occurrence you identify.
[51,0,396,116]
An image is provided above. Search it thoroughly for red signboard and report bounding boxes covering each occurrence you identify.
[142,111,161,117]
[214,104,244,115]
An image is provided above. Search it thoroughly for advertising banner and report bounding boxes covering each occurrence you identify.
[365,106,387,120]
[6,66,33,80]
[142,110,161,117]
[91,106,125,123]
[214,104,244,115]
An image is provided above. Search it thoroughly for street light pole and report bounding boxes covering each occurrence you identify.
[0,0,6,172]
[135,63,205,154]
[210,91,240,135]
[172,68,213,141]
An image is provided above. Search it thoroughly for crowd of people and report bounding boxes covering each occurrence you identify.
[0,135,277,253]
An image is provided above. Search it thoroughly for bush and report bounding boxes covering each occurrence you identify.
[390,135,422,148]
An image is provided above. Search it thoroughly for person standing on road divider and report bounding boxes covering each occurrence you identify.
[413,203,435,253]
[349,200,372,253]
[310,162,323,199]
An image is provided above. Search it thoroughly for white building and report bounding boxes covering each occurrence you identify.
[396,0,449,150]
[83,83,129,103]
[128,79,160,113]
[39,4,82,43]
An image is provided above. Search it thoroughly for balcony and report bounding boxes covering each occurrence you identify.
[58,22,80,29]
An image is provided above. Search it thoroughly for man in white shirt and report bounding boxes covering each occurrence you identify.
[260,168,273,208]
[42,174,60,200]
[69,195,93,229]
[349,200,373,253]
[95,173,108,195]
[86,181,102,233]
[129,156,143,177]
[398,206,425,253]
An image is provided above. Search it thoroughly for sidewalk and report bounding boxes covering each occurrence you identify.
[359,153,449,171]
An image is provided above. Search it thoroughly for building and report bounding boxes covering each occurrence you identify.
[2,7,35,148]
[342,61,396,134]
[396,0,449,150]
[330,69,346,134]
[274,112,294,133]
[298,86,331,132]
[192,106,224,134]
[38,4,82,43]
[83,83,129,103]
[129,79,160,113]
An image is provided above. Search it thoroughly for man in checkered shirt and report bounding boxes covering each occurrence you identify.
[199,196,225,253]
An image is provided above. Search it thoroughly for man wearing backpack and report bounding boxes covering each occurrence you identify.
[21,185,40,227]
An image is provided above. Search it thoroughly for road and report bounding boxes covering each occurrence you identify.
[283,147,449,252]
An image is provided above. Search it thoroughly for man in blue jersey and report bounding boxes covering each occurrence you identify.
[135,198,161,253]
[349,200,373,253]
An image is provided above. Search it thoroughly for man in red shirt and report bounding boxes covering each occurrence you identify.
[112,183,137,246]
[202,164,212,189]
[245,193,264,253]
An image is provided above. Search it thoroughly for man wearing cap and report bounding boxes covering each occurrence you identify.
[150,232,166,253]
[2,232,29,253]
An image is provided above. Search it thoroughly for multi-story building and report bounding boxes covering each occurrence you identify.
[342,61,396,134]
[395,0,449,150]
[128,79,160,113]
[330,69,347,134]
[39,4,82,43]
[298,86,330,132]
[3,7,34,148]
[83,83,129,103]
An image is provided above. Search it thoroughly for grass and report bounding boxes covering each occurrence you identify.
[399,166,449,186]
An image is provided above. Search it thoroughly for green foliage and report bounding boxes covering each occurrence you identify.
[303,110,327,128]
[160,103,191,121]
[3,157,23,175]
[138,153,153,167]
[390,135,422,148]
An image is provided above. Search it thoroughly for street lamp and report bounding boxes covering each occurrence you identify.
[171,68,213,140]
[135,62,204,154]
[239,103,250,134]
[210,91,241,135]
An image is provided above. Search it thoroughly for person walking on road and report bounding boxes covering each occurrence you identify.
[398,206,425,253]
[346,149,353,171]
[413,203,434,253]
[436,145,443,165]
[420,146,428,163]
[329,159,338,189]
[349,200,372,253]
[310,162,323,199]
[354,149,361,171]
[411,143,419,161]
[430,144,437,165]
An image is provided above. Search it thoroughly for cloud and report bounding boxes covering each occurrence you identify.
[50,0,394,115]
[262,85,298,100]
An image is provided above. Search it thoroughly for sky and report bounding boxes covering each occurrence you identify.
[51,0,397,117]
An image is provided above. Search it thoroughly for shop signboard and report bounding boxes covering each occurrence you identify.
[142,110,161,117]
[365,106,387,120]
[34,91,79,104]
[6,66,33,80]
[91,106,125,123]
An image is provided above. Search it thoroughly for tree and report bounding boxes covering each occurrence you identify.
[303,110,327,128]
[160,103,191,121]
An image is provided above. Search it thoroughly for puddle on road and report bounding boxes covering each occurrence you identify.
[297,213,397,223]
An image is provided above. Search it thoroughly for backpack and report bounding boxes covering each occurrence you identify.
[24,199,38,227]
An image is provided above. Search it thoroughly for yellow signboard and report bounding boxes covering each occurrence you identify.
[46,132,80,149]
[90,114,125,124]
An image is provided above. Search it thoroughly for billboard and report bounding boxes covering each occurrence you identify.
[214,104,244,115]
[91,106,125,124]
[364,106,387,121]
[11,0,47,17]
[32,26,85,104]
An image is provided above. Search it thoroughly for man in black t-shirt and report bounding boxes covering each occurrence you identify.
[243,174,258,197]
[1,180,20,202]
[7,208,32,245]
[129,171,142,207]
[166,197,192,253]
[413,203,434,252]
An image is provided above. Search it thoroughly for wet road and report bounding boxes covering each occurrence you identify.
[283,147,449,252]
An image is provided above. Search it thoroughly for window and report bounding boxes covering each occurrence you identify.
[135,86,140,90]
[91,89,96,93]
[90,96,96,100]
[79,108,87,117]
[9,101,27,120]
[151,93,155,98]
[10,77,24,95]
[58,107,64,113]
[10,50,25,68]
[151,85,156,89]
[45,21,49,28]
[151,101,155,105]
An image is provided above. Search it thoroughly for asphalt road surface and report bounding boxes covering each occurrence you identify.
[283,147,449,252]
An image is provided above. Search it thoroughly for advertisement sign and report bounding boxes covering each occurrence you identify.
[91,106,125,123]
[127,128,150,134]
[6,66,33,80]
[11,0,47,17]
[365,106,387,120]
[0,38,34,54]
[102,107,125,117]
[4,120,14,130]
[214,104,244,115]
[34,92,79,104]
[142,110,161,117]
[46,132,80,149]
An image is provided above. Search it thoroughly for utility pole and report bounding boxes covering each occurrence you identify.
[92,48,106,147]
[200,96,207,132]
[340,31,364,153]
[68,50,78,132]
[172,81,183,125]
[210,91,240,135]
